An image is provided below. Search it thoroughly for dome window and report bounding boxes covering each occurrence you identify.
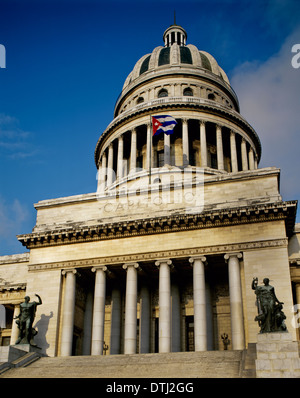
[140,55,151,75]
[158,89,168,98]
[158,47,170,66]
[137,97,144,104]
[200,53,212,72]
[208,93,215,100]
[180,47,193,64]
[183,87,193,97]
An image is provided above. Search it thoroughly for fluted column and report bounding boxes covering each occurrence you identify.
[107,143,114,186]
[61,269,77,356]
[155,259,172,353]
[130,129,137,173]
[182,118,189,166]
[200,121,207,167]
[98,151,107,193]
[189,256,207,351]
[216,124,224,170]
[123,263,139,354]
[91,266,107,355]
[241,138,248,171]
[230,131,238,173]
[117,135,124,179]
[224,253,245,350]
[164,133,171,166]
[248,147,255,170]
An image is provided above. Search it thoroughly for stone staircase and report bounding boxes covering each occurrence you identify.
[1,350,245,378]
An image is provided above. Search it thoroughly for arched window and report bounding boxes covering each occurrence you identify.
[208,93,216,100]
[137,97,144,104]
[158,88,168,98]
[183,87,193,97]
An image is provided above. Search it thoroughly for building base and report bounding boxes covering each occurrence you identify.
[256,332,300,378]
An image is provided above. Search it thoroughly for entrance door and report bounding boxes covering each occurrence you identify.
[185,316,194,351]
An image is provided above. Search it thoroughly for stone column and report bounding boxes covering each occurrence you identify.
[224,253,245,350]
[98,151,107,194]
[182,118,189,166]
[155,259,172,353]
[110,285,122,355]
[139,284,151,353]
[146,123,152,171]
[117,135,124,179]
[60,269,77,356]
[130,129,137,173]
[189,256,207,351]
[241,138,248,171]
[230,131,238,173]
[123,263,139,354]
[216,124,224,170]
[164,133,171,166]
[82,291,93,355]
[200,121,207,167]
[107,143,114,186]
[10,304,20,345]
[248,147,255,170]
[91,266,107,355]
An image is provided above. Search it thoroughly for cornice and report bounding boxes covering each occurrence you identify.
[27,237,288,272]
[17,201,297,250]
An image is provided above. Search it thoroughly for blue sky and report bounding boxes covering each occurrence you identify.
[0,0,300,255]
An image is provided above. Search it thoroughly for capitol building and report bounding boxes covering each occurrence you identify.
[0,23,299,377]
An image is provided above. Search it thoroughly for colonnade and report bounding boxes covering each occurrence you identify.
[97,119,258,193]
[60,253,245,357]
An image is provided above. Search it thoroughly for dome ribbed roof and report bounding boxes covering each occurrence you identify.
[122,25,230,91]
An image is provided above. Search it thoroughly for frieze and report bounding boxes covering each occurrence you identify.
[28,237,288,272]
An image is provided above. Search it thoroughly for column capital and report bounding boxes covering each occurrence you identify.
[182,117,188,124]
[216,123,222,130]
[224,252,243,261]
[91,266,107,273]
[155,259,172,267]
[62,269,77,276]
[189,256,206,264]
[230,130,236,136]
[199,119,206,126]
[122,262,139,270]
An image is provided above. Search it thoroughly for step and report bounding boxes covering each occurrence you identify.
[1,350,243,378]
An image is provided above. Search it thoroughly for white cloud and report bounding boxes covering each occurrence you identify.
[0,196,29,254]
[230,26,300,207]
[0,113,37,159]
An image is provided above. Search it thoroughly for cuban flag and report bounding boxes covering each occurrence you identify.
[152,115,177,136]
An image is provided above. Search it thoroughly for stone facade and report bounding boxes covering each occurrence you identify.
[0,24,299,377]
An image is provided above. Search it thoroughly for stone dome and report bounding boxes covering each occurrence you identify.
[114,24,235,117]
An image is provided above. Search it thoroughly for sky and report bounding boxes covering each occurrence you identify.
[0,0,299,255]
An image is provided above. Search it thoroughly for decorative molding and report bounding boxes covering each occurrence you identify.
[17,201,297,250]
[27,237,288,272]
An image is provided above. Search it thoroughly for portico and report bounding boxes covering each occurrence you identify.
[58,250,245,356]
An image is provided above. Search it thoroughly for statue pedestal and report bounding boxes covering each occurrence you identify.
[0,344,42,363]
[256,332,300,378]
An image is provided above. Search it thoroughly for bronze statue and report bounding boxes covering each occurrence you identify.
[252,277,287,333]
[15,294,42,346]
